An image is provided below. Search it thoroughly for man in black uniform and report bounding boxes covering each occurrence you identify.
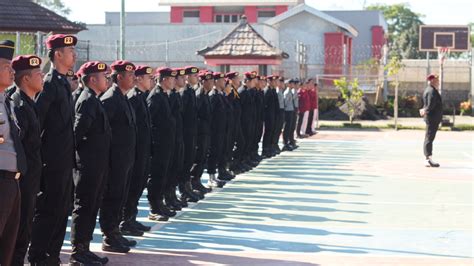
[226,72,247,174]
[147,68,177,221]
[10,55,43,266]
[29,34,77,265]
[191,72,224,188]
[252,75,265,161]
[262,75,278,158]
[166,68,187,211]
[239,72,258,169]
[180,66,206,200]
[99,60,137,253]
[420,74,443,167]
[71,71,84,104]
[70,61,112,263]
[121,65,153,236]
[208,72,229,187]
[220,77,236,180]
[0,40,27,266]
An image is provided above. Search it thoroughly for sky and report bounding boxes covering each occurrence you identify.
[61,0,473,25]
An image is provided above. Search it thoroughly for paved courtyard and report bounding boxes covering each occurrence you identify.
[60,129,473,265]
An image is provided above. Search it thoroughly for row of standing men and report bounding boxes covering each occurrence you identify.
[0,35,317,266]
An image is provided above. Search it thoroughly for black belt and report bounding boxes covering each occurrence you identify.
[0,170,20,180]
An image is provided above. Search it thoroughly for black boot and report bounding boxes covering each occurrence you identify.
[84,242,109,264]
[148,197,169,221]
[70,243,102,265]
[191,177,212,194]
[131,220,152,232]
[181,181,201,202]
[165,189,183,211]
[111,229,137,247]
[101,234,130,254]
[158,197,177,217]
[120,221,144,236]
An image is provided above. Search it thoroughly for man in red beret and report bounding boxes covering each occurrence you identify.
[165,68,188,211]
[7,55,43,266]
[206,72,229,188]
[99,60,137,252]
[181,66,209,199]
[251,76,265,162]
[238,72,258,171]
[262,75,279,157]
[419,74,443,167]
[147,67,178,221]
[29,34,78,265]
[70,61,111,263]
[120,65,154,237]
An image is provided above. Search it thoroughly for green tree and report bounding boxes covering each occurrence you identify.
[333,77,364,124]
[36,0,70,16]
[469,22,474,47]
[366,3,427,59]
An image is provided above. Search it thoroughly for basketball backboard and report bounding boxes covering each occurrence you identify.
[419,25,471,52]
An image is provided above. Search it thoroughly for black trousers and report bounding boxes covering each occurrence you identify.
[208,133,225,175]
[242,116,256,160]
[262,115,275,153]
[70,158,108,245]
[306,110,314,134]
[181,133,197,183]
[147,140,174,210]
[424,120,440,158]
[252,118,264,155]
[0,176,20,266]
[272,109,285,147]
[233,123,245,165]
[29,166,72,262]
[12,168,40,266]
[168,139,184,189]
[122,146,150,223]
[283,111,294,145]
[290,111,298,144]
[191,134,210,179]
[99,153,134,235]
[222,124,235,170]
[296,112,305,136]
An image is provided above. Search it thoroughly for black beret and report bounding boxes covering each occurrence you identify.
[156,67,178,78]
[184,66,199,75]
[0,40,15,60]
[199,72,214,81]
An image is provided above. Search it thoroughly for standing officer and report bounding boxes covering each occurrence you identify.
[239,72,258,169]
[70,61,111,263]
[252,76,265,161]
[226,72,247,174]
[147,68,177,221]
[191,72,221,188]
[0,40,27,266]
[282,78,295,151]
[166,68,186,211]
[99,60,137,253]
[221,77,236,180]
[10,55,43,266]
[289,78,299,148]
[306,80,317,136]
[208,72,230,184]
[29,34,77,265]
[420,74,443,167]
[262,75,278,158]
[121,65,153,236]
[272,76,285,155]
[180,66,204,201]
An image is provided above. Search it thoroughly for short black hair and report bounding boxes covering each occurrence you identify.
[14,69,33,87]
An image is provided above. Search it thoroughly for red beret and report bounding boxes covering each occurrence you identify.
[199,72,214,81]
[135,65,153,76]
[173,68,186,76]
[156,67,178,78]
[225,71,239,79]
[267,75,279,81]
[110,60,135,73]
[184,66,199,75]
[244,71,257,80]
[78,61,108,76]
[11,55,42,72]
[45,34,77,49]
[426,73,439,81]
[213,72,225,80]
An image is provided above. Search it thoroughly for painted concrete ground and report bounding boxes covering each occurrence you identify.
[60,130,473,265]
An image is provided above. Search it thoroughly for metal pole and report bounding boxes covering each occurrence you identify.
[120,0,125,60]
[439,59,443,95]
[382,44,388,102]
[394,77,399,130]
[15,32,21,55]
[165,40,169,66]
[426,51,431,75]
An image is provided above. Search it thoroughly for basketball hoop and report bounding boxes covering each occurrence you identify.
[438,47,450,65]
